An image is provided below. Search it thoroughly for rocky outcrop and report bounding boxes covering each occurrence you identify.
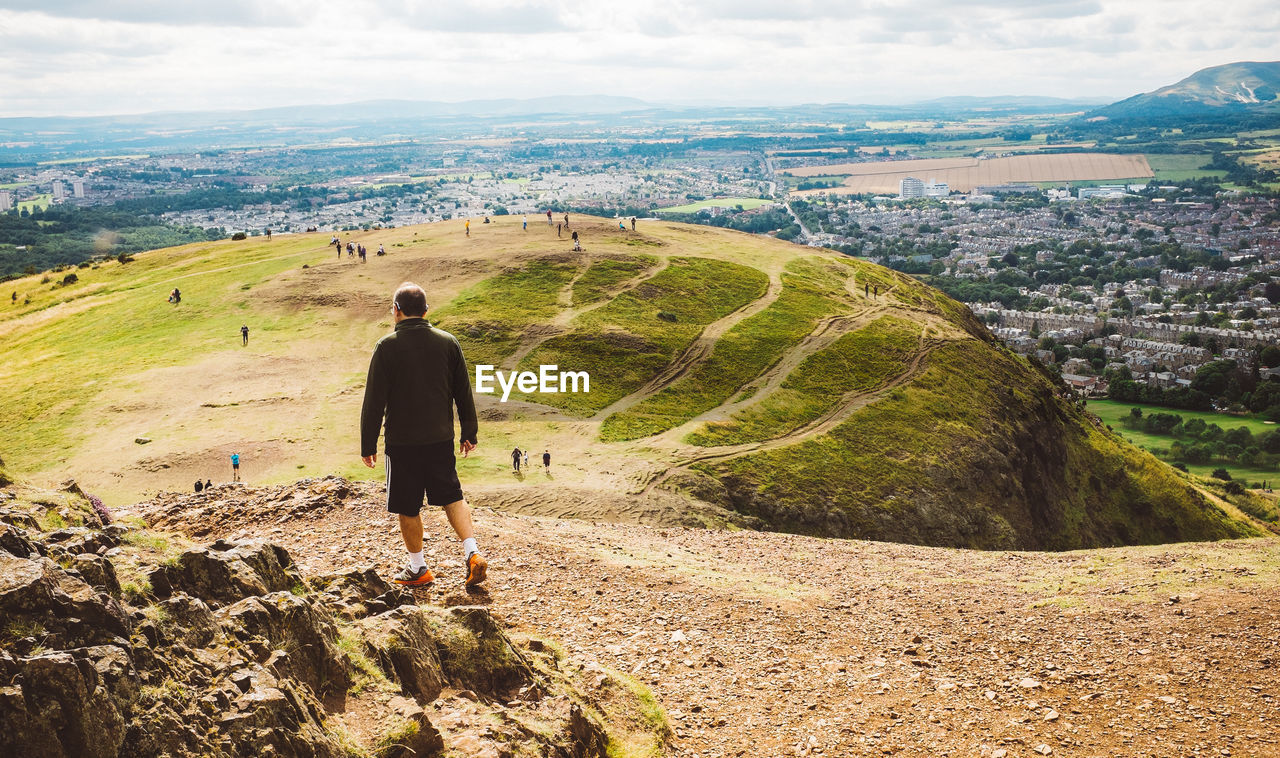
[147,538,302,608]
[0,481,628,758]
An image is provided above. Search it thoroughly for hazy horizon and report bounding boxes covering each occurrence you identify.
[0,0,1276,118]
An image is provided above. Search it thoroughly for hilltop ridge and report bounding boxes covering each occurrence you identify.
[0,216,1269,549]
[1091,60,1280,121]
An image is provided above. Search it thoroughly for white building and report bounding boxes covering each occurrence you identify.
[899,176,924,199]
[923,180,949,197]
[1078,185,1128,200]
[0,191,10,211]
[72,179,85,198]
[51,180,65,200]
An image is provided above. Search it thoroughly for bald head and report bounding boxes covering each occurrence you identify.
[393,282,428,317]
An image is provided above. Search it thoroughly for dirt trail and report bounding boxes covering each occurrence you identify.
[137,484,1280,758]
[590,270,784,421]
[639,303,894,449]
[633,334,945,494]
[503,255,670,371]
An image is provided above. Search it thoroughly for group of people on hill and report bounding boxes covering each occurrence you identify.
[192,451,242,491]
[331,236,385,262]
[467,210,585,250]
[510,446,551,473]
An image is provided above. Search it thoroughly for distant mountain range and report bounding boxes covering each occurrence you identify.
[1091,61,1280,120]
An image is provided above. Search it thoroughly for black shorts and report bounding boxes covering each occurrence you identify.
[385,441,463,517]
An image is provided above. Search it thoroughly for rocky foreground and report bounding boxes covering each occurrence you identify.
[138,477,1280,758]
[0,481,662,757]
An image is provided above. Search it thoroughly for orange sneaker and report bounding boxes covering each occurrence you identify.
[393,565,435,587]
[465,553,488,587]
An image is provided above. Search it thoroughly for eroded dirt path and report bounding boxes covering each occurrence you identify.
[139,484,1280,758]
[503,254,671,371]
[590,269,785,421]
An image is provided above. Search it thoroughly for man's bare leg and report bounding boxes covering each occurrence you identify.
[442,499,474,542]
[443,499,486,586]
[398,514,423,553]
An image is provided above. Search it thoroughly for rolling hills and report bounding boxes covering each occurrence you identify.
[1092,60,1280,120]
[0,216,1267,549]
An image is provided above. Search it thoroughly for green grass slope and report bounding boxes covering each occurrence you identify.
[0,215,1264,551]
[697,341,1258,549]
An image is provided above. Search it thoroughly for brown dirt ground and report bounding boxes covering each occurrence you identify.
[136,482,1280,758]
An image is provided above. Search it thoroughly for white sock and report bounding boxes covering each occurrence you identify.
[408,551,426,570]
[462,538,478,560]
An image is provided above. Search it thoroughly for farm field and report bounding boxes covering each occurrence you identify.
[655,197,775,213]
[785,153,1153,195]
[1145,153,1224,181]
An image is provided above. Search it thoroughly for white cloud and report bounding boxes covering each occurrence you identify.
[0,0,1275,116]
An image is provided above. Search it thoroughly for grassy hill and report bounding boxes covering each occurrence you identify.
[1093,61,1280,121]
[0,216,1267,549]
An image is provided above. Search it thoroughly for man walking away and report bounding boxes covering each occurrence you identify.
[631,216,636,231]
[543,449,551,470]
[557,222,562,238]
[241,324,249,346]
[511,447,522,473]
[563,213,569,227]
[546,209,553,226]
[522,215,528,231]
[361,283,487,588]
[231,453,240,482]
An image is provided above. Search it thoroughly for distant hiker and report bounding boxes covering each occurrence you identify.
[194,479,203,493]
[873,285,879,298]
[265,229,272,241]
[546,210,553,226]
[511,447,522,472]
[557,222,562,237]
[347,241,355,257]
[864,283,869,297]
[542,449,550,470]
[230,453,240,482]
[465,219,471,237]
[205,479,212,490]
[241,324,249,346]
[572,230,581,251]
[359,244,367,263]
[522,215,528,231]
[337,240,342,258]
[631,217,636,231]
[563,213,569,227]
[360,282,487,589]
[523,449,529,469]
[12,291,17,302]
[378,244,386,256]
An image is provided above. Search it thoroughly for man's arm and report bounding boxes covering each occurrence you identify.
[452,338,478,446]
[359,343,389,459]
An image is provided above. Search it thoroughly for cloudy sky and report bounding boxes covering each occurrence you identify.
[1,0,1276,117]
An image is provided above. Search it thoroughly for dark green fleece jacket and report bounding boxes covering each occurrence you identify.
[360,318,478,456]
